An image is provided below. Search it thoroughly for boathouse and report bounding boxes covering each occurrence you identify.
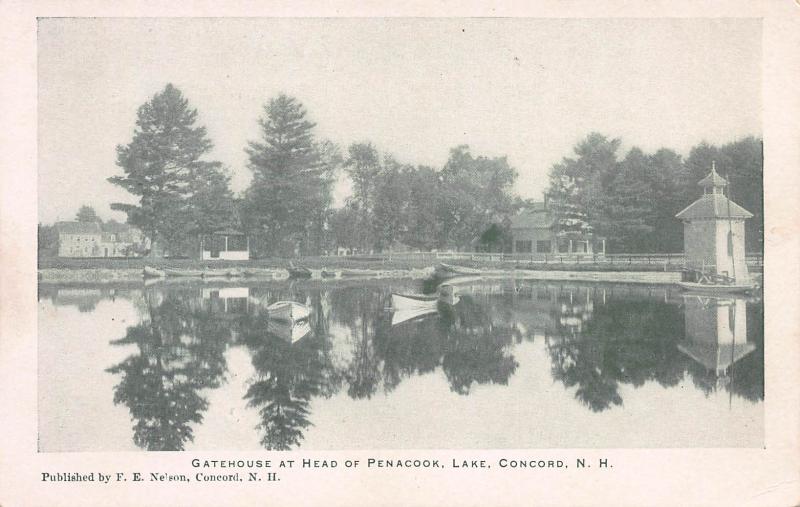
[675,166,752,282]
[200,229,250,260]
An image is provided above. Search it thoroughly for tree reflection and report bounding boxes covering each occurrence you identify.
[106,289,230,450]
[547,298,686,412]
[438,297,519,395]
[241,301,339,450]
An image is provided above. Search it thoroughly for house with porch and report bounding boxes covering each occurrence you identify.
[509,201,605,255]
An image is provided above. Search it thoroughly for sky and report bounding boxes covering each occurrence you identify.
[38,17,762,224]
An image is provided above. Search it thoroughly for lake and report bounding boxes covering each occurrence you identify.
[37,278,763,451]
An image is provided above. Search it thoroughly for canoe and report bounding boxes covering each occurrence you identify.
[142,266,166,278]
[267,300,311,322]
[268,319,312,344]
[676,282,754,294]
[288,267,312,279]
[164,268,204,277]
[391,293,439,312]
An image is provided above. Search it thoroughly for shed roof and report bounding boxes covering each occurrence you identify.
[212,228,246,236]
[55,221,102,234]
[675,194,753,220]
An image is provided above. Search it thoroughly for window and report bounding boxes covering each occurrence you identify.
[515,240,532,253]
[227,235,247,251]
[536,240,551,253]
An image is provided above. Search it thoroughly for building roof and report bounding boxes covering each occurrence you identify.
[212,228,245,235]
[55,221,102,234]
[675,193,753,220]
[101,221,136,234]
[698,168,728,188]
[511,205,554,229]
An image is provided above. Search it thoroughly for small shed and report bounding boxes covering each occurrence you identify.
[201,229,250,261]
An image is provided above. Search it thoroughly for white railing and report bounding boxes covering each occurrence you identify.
[324,251,764,267]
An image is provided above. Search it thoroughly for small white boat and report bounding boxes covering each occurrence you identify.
[267,301,311,322]
[677,282,755,294]
[391,293,439,312]
[142,266,166,278]
[268,319,312,344]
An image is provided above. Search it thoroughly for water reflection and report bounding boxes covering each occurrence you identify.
[38,280,763,450]
[105,289,231,450]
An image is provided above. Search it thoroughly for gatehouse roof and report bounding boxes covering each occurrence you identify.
[675,193,753,220]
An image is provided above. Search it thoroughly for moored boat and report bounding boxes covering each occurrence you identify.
[268,319,312,344]
[164,268,204,277]
[288,267,312,279]
[142,266,166,278]
[267,300,311,322]
[321,270,339,278]
[339,268,376,277]
[391,293,439,312]
[434,263,483,279]
[676,282,755,294]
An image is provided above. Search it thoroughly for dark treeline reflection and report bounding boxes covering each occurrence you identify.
[76,280,762,450]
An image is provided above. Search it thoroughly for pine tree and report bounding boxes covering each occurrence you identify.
[108,84,229,255]
[243,95,334,256]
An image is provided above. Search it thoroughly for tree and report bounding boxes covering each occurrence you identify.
[242,95,335,256]
[75,205,101,223]
[547,133,621,242]
[38,223,59,259]
[594,147,654,252]
[403,166,443,251]
[108,83,230,256]
[371,156,413,251]
[438,146,517,249]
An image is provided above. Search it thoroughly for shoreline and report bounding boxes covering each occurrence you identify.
[38,266,686,285]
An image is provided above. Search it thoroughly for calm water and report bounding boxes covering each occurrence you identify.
[37,279,763,451]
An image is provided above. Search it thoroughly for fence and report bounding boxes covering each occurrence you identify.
[323,251,764,268]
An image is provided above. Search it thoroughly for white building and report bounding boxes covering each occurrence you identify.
[675,166,753,283]
[200,229,250,261]
[56,221,143,257]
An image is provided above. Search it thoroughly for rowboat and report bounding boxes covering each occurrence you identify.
[164,268,204,277]
[142,266,166,278]
[287,267,312,279]
[267,301,311,322]
[391,293,439,312]
[676,282,755,294]
[268,319,312,344]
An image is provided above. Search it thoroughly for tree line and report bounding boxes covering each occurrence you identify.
[97,83,762,258]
